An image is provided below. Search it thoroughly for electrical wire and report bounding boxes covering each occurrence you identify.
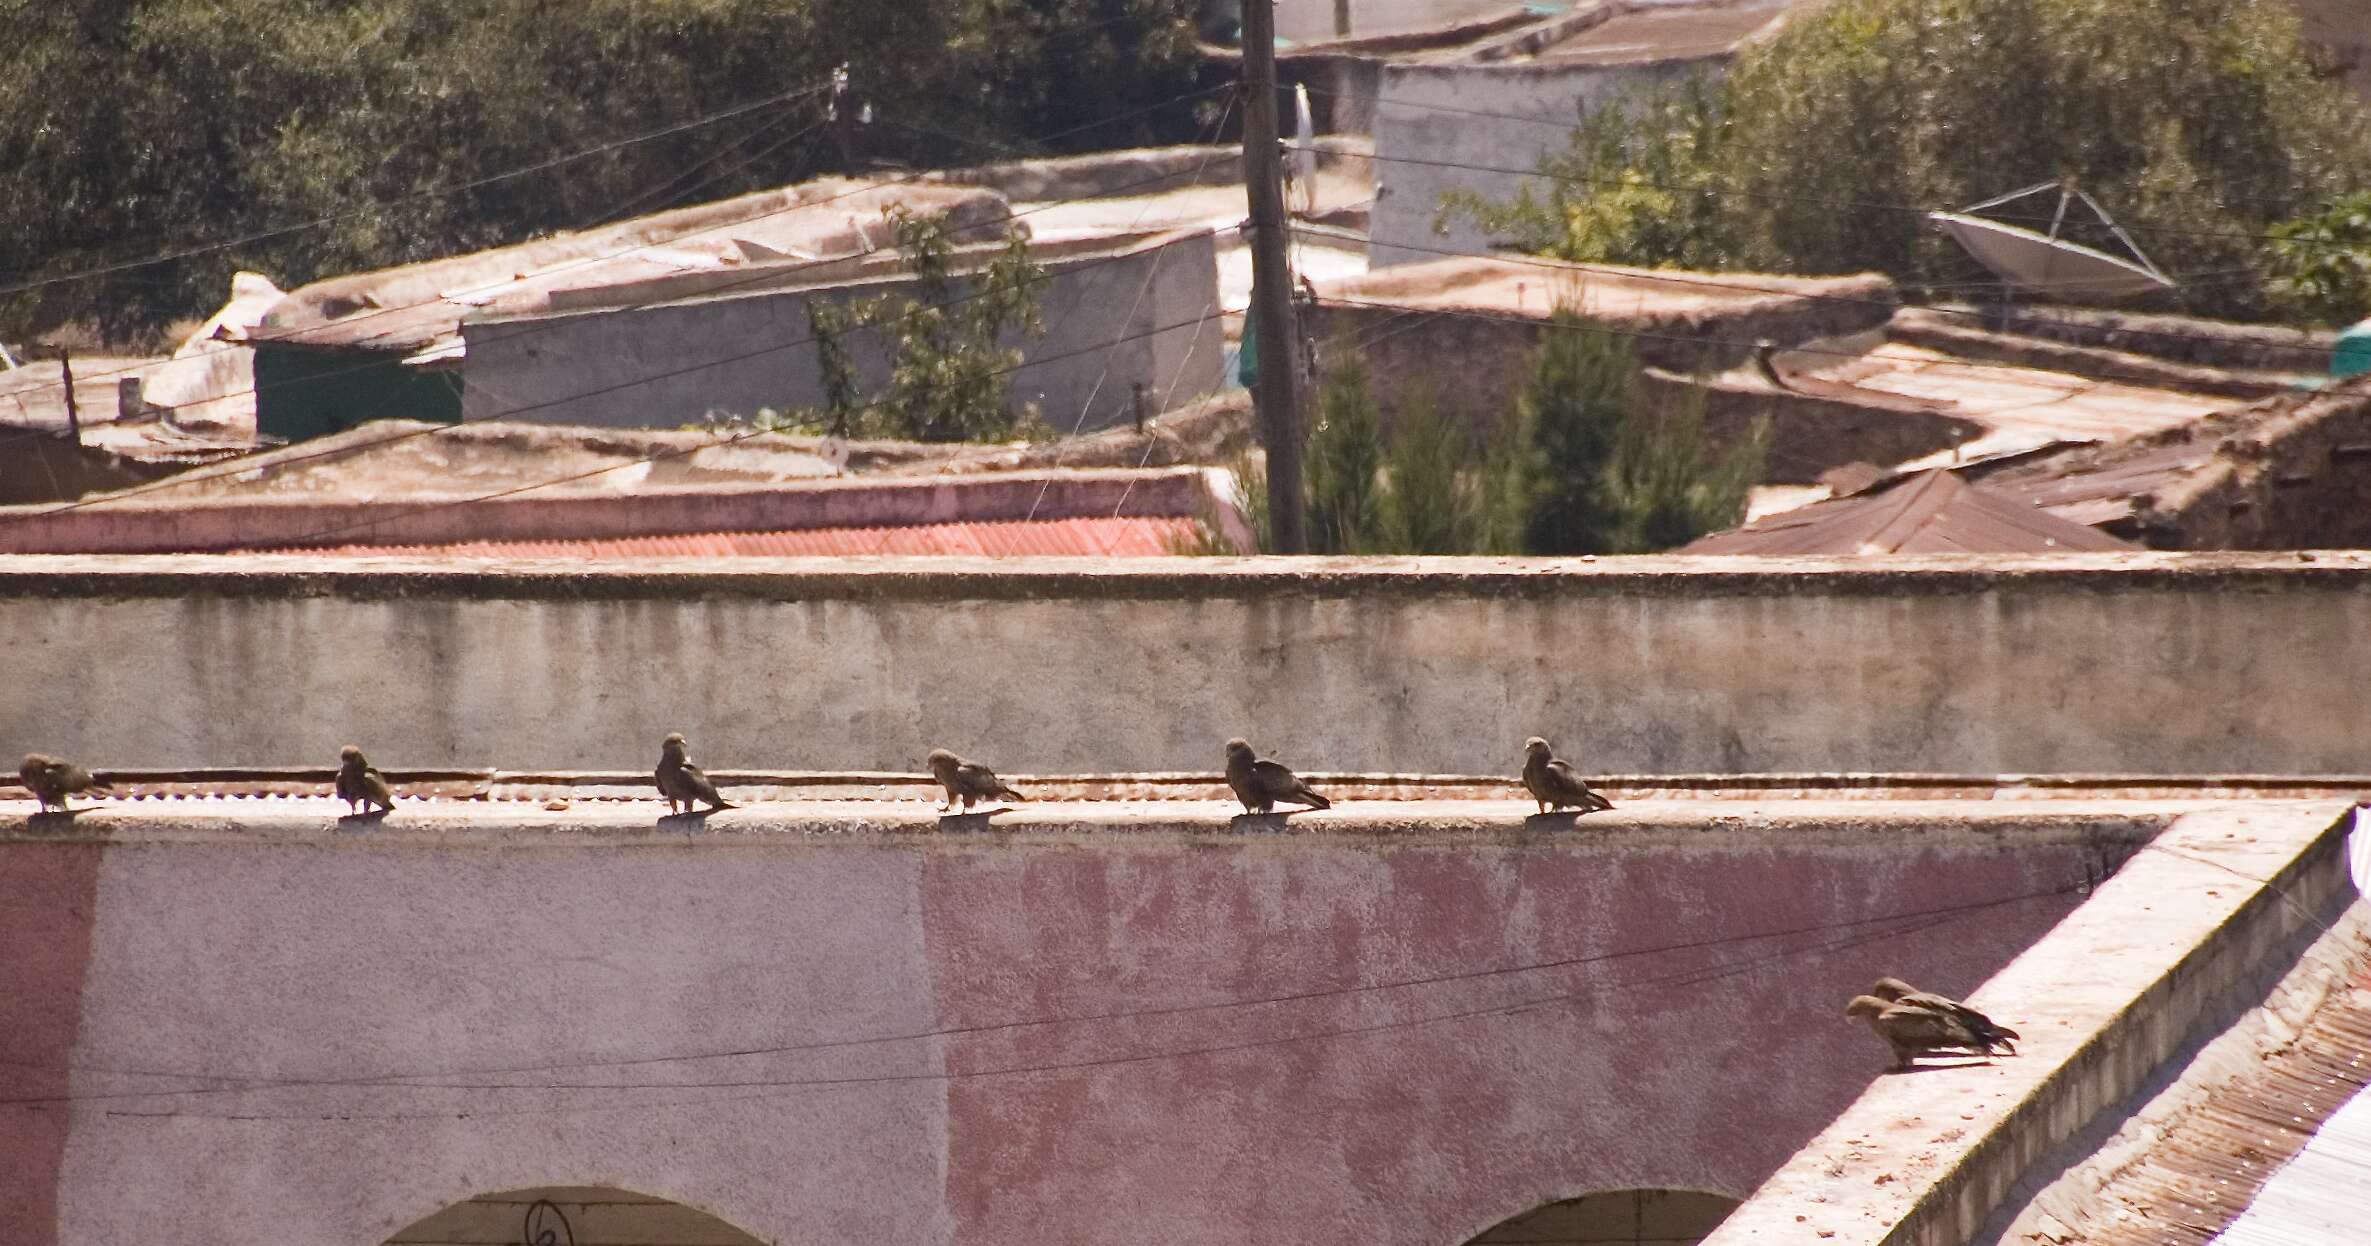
[1347,87,2368,254]
[0,81,838,297]
[0,93,1239,515]
[0,83,1235,410]
[0,878,2089,1116]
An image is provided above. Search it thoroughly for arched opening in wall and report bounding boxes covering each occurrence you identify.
[382,1187,764,1246]
[1463,1189,1741,1246]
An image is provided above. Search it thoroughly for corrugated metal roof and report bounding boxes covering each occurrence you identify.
[2034,951,2371,1245]
[294,516,1209,558]
[1680,468,2137,555]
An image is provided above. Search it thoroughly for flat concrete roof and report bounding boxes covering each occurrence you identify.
[1526,1,1790,64]
[1313,256,1891,322]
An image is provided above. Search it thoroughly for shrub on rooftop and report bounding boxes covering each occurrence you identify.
[1443,0,2370,324]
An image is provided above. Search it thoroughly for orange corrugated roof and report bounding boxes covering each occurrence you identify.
[294,516,1207,558]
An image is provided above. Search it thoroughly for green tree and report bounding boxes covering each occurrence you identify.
[1452,0,2370,321]
[0,0,1201,340]
[1303,358,1385,554]
[2265,192,2371,327]
[1514,312,1631,554]
[1511,311,1765,554]
[1439,78,1739,271]
[1599,382,1766,552]
[785,207,1046,442]
[1377,393,1480,555]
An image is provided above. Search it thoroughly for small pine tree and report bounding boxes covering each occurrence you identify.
[1600,383,1768,552]
[1513,308,1768,554]
[1378,392,1475,555]
[1305,359,1385,554]
[1516,310,1633,555]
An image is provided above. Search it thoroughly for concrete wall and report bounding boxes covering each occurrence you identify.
[1305,277,1898,439]
[0,804,2140,1246]
[1370,57,1717,267]
[1703,802,2359,1246]
[2139,383,2371,552]
[458,230,1223,434]
[1,553,2368,775]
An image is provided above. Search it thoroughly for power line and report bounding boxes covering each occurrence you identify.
[88,906,2010,1121]
[2,879,2083,1115]
[2,5,1206,300]
[1348,87,2365,253]
[1326,227,2338,372]
[0,95,1240,509]
[264,294,1232,548]
[0,81,837,298]
[0,83,1236,422]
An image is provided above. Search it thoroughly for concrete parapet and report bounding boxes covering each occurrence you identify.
[1703,801,2360,1246]
[0,552,2366,774]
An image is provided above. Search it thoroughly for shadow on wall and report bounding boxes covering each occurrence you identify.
[1464,1189,1742,1246]
[382,1186,764,1246]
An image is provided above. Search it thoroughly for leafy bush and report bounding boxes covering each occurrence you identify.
[1447,0,2370,321]
[2265,192,2371,327]
[769,208,1046,442]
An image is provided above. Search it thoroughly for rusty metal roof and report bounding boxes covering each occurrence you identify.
[2027,950,2371,1245]
[295,516,1208,559]
[1680,468,2138,555]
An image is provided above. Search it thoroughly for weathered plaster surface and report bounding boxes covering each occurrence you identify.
[0,800,2159,1246]
[0,553,2365,775]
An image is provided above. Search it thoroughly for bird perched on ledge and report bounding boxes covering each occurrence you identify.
[1224,738,1330,815]
[1870,977,2019,1055]
[19,753,108,813]
[1522,737,1615,816]
[1845,994,1997,1070]
[1751,338,1794,392]
[927,749,1025,812]
[656,732,733,815]
[335,745,395,816]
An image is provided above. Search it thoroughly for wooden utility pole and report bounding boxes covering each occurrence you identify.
[1240,0,1307,553]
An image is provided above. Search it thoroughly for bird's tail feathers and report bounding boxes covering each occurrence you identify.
[996,784,1026,802]
[1300,788,1331,810]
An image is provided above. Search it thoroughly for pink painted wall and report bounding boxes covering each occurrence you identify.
[0,813,2139,1246]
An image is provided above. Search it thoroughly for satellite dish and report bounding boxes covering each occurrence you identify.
[1929,182,2174,299]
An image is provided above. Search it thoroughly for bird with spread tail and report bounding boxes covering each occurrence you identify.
[655,733,733,815]
[1845,994,1999,1070]
[1522,737,1615,816]
[1223,738,1330,815]
[1870,977,2019,1055]
[927,749,1025,812]
[18,754,108,814]
[335,745,395,816]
